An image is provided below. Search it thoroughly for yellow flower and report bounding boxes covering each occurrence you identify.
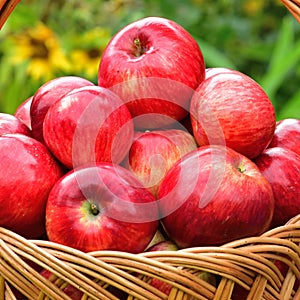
[69,27,111,79]
[243,0,265,16]
[9,22,70,81]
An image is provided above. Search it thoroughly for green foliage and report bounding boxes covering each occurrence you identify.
[259,16,300,118]
[0,0,299,120]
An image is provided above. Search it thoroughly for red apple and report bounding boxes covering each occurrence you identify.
[268,118,300,157]
[146,240,179,252]
[157,145,274,248]
[98,16,205,129]
[0,112,31,136]
[14,96,33,129]
[205,67,241,80]
[190,71,276,159]
[30,76,94,144]
[124,129,197,197]
[43,85,134,169]
[0,134,64,238]
[254,147,300,228]
[46,162,159,253]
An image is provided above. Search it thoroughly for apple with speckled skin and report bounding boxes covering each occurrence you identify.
[204,67,240,80]
[30,76,94,144]
[46,162,159,253]
[124,129,197,197]
[268,118,300,157]
[43,85,134,169]
[254,147,300,228]
[158,145,274,248]
[98,16,205,129]
[0,113,31,136]
[190,71,276,159]
[14,96,33,130]
[0,134,63,238]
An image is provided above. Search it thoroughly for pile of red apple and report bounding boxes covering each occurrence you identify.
[1,16,300,275]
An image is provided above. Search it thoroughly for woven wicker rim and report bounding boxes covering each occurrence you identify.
[0,214,300,300]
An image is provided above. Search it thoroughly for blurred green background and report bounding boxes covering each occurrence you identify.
[0,0,299,120]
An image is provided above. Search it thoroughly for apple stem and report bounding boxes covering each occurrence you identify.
[90,203,99,216]
[133,38,145,57]
[237,165,246,173]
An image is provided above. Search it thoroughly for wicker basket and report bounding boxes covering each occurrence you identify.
[1,1,300,299]
[0,215,299,299]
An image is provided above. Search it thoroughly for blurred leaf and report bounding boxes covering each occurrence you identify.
[196,38,237,69]
[277,89,300,120]
[259,16,300,105]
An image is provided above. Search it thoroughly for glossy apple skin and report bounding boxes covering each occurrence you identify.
[204,67,241,80]
[254,147,300,228]
[30,76,94,144]
[0,113,31,136]
[0,134,64,238]
[158,145,274,248]
[46,163,159,253]
[124,129,197,197]
[268,118,300,157]
[43,85,134,169]
[98,16,205,129]
[14,96,33,130]
[190,72,276,159]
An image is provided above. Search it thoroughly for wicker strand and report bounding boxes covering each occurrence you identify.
[281,0,300,22]
[0,274,4,300]
[34,242,168,300]
[0,239,72,300]
[3,283,17,300]
[0,0,20,29]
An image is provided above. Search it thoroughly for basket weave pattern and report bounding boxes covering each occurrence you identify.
[0,214,300,299]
